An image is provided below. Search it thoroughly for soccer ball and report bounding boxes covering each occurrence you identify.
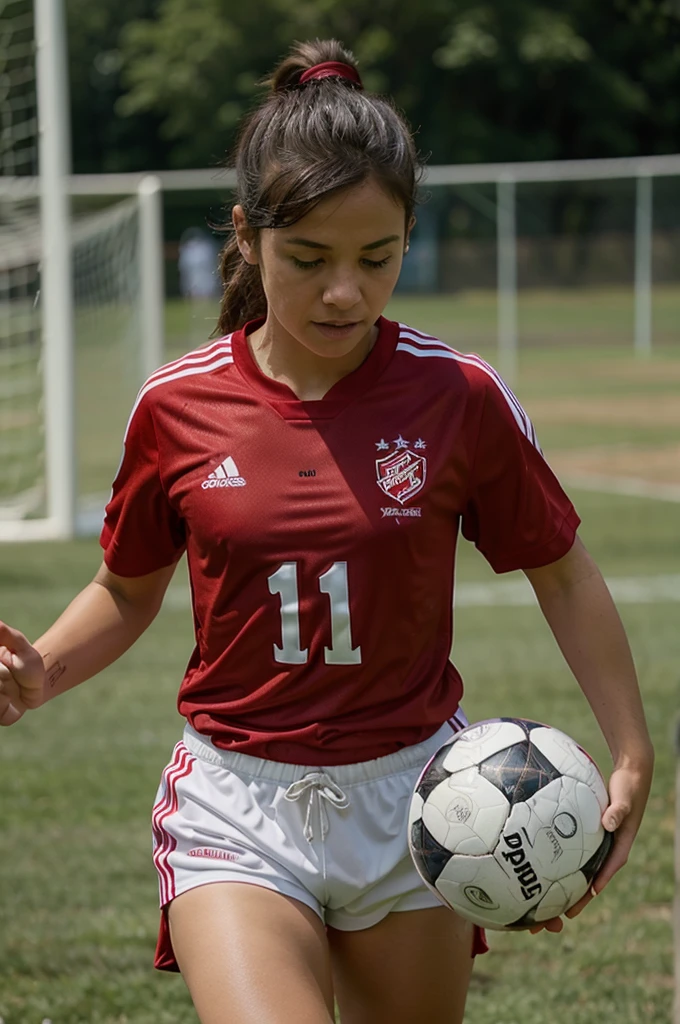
[408,718,614,930]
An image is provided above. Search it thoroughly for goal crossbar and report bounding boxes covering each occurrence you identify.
[1,151,679,196]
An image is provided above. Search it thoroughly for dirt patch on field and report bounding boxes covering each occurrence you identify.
[549,442,680,485]
[523,358,680,387]
[529,394,680,427]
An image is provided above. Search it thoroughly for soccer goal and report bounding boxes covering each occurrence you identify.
[0,0,163,541]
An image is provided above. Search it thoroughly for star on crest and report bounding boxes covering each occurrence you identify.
[393,434,409,449]
[414,438,427,449]
[375,438,390,451]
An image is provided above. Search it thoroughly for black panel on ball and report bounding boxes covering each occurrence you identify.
[478,740,562,804]
[505,904,540,930]
[580,828,615,885]
[500,718,546,736]
[410,818,453,884]
[415,743,454,801]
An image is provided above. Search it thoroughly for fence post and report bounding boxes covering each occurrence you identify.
[634,172,653,358]
[138,175,165,379]
[496,176,518,386]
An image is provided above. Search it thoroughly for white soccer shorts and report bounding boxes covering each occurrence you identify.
[151,709,488,970]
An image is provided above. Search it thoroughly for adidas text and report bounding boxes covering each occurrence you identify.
[202,476,246,489]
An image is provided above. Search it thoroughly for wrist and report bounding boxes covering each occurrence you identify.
[37,648,65,704]
[612,740,654,772]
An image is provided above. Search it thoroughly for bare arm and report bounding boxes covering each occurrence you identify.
[523,535,654,928]
[0,560,179,725]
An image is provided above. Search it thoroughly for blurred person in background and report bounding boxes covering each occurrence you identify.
[178,226,221,299]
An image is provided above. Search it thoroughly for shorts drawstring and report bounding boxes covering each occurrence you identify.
[283,772,350,842]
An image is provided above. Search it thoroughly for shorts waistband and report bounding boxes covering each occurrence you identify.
[181,719,458,787]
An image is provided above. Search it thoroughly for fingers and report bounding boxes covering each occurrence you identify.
[529,916,564,935]
[602,799,631,834]
[0,664,27,726]
[564,889,596,920]
[0,627,45,713]
[0,620,33,654]
[0,696,26,726]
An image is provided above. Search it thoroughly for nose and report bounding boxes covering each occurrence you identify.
[322,268,362,311]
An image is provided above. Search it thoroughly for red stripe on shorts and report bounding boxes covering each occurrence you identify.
[152,744,195,905]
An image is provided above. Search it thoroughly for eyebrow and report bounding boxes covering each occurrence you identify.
[284,235,401,252]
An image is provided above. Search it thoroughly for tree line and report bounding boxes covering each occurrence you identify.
[67,0,680,174]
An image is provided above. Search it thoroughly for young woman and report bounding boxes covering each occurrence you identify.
[0,39,653,1024]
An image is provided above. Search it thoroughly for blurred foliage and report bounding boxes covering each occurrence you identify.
[66,0,168,171]
[64,0,680,171]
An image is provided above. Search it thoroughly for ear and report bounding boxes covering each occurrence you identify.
[232,205,259,265]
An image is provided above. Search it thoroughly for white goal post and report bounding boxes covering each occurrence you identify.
[0,3,164,542]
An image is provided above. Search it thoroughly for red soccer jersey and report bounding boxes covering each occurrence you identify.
[101,317,579,764]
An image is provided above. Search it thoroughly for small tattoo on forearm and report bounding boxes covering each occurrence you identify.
[47,661,66,688]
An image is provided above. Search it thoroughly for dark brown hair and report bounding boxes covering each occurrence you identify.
[215,39,423,335]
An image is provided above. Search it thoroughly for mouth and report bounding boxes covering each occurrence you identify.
[312,320,362,338]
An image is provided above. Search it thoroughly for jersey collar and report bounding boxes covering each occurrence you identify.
[231,315,399,421]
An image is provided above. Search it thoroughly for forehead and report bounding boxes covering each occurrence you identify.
[279,179,405,243]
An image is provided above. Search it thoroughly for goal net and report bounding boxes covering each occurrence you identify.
[0,0,155,539]
[0,189,146,536]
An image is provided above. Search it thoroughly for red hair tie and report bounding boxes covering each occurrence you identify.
[299,61,363,88]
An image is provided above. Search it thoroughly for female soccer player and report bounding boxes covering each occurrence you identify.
[0,39,654,1024]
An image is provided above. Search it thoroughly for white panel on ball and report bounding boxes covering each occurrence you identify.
[423,770,510,855]
[530,727,608,803]
[436,854,534,928]
[440,720,527,773]
[421,800,449,848]
[532,872,590,922]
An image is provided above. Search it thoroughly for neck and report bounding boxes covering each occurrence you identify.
[247,316,378,400]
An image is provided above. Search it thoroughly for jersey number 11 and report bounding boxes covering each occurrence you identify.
[268,561,362,666]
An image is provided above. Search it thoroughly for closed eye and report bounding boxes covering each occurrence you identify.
[291,256,394,270]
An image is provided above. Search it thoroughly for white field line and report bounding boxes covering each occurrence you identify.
[156,574,680,611]
[563,474,680,503]
[452,574,680,607]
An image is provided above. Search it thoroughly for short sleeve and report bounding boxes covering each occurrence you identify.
[100,395,186,576]
[461,375,580,573]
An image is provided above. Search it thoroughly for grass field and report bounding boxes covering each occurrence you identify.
[0,291,678,1022]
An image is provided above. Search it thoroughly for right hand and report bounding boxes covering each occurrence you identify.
[0,622,46,726]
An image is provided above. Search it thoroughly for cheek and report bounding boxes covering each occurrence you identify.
[261,263,312,311]
[372,266,402,305]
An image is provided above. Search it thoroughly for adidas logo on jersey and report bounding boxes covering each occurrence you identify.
[201,456,246,489]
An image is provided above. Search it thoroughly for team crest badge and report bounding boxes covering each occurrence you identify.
[375,440,427,505]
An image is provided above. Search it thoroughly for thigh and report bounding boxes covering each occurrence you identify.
[328,906,475,1024]
[168,882,336,1024]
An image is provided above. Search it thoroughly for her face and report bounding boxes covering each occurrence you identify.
[233,178,412,363]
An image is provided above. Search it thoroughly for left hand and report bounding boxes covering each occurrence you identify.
[529,757,653,935]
